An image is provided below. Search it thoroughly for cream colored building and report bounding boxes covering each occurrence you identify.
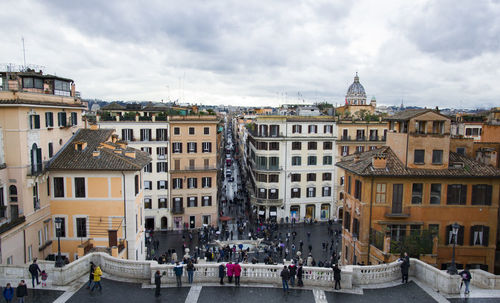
[0,70,85,265]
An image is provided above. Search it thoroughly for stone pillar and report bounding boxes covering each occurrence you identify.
[383,233,391,254]
[432,236,438,254]
[77,246,85,258]
[111,246,119,258]
[96,114,100,122]
[152,114,156,122]
[135,113,140,122]
[115,113,120,121]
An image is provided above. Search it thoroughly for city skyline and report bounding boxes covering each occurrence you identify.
[1,0,500,108]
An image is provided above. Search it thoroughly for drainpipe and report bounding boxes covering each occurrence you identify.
[23,229,26,263]
[367,176,374,265]
[121,171,128,255]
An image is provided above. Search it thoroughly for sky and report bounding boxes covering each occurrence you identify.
[1,0,500,109]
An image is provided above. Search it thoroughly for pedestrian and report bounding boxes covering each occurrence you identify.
[174,261,183,287]
[2,283,14,303]
[288,264,296,287]
[400,252,410,283]
[16,280,27,303]
[233,262,242,286]
[186,260,195,284]
[28,258,42,288]
[297,263,304,287]
[41,270,48,287]
[90,265,103,292]
[218,263,226,285]
[226,261,234,283]
[154,270,162,297]
[280,265,290,292]
[86,262,95,289]
[307,254,313,266]
[332,264,341,290]
[459,266,472,295]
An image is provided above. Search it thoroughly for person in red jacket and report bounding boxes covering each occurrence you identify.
[226,261,234,283]
[233,262,242,286]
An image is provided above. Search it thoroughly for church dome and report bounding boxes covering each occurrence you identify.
[345,73,367,105]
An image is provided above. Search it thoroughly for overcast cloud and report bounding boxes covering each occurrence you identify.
[1,0,499,109]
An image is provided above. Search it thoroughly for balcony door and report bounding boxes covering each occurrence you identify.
[392,184,403,214]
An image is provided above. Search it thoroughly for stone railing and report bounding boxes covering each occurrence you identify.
[0,253,497,294]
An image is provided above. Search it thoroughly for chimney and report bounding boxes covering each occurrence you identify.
[353,154,361,163]
[92,150,100,158]
[71,83,76,97]
[89,124,99,130]
[111,134,118,143]
[372,153,387,169]
[124,151,136,159]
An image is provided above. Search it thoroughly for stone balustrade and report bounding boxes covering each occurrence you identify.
[0,253,497,295]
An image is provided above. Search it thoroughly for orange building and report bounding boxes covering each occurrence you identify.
[337,109,500,273]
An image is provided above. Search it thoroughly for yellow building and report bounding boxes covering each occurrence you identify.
[48,129,151,261]
[0,70,84,265]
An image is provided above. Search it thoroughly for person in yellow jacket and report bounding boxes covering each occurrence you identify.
[90,265,103,292]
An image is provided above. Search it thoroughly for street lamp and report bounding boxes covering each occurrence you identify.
[54,217,65,268]
[447,222,460,275]
[353,236,357,265]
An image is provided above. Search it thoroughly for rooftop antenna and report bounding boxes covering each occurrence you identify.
[22,37,26,70]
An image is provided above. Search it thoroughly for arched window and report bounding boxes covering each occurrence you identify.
[31,143,42,175]
[9,185,18,202]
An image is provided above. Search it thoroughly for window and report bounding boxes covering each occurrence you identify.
[202,177,212,188]
[156,147,167,159]
[411,183,423,204]
[429,224,439,236]
[76,217,87,238]
[269,157,279,169]
[342,146,349,156]
[269,142,279,150]
[258,142,268,150]
[347,176,352,194]
[157,180,167,190]
[268,175,279,183]
[472,184,492,205]
[447,184,467,205]
[375,183,386,203]
[340,176,344,186]
[140,129,152,141]
[292,125,302,134]
[291,174,301,182]
[291,188,301,198]
[257,157,267,169]
[323,156,332,165]
[414,149,425,164]
[308,125,318,134]
[307,173,316,182]
[173,178,183,189]
[174,127,180,135]
[45,112,54,127]
[446,224,464,245]
[0,188,4,218]
[308,142,317,150]
[122,129,133,141]
[54,80,70,96]
[56,217,66,237]
[356,129,365,140]
[470,225,489,246]
[268,189,278,199]
[324,125,333,133]
[54,177,64,197]
[307,156,317,165]
[292,156,301,166]
[432,150,443,164]
[344,211,351,231]
[143,163,152,173]
[352,218,359,238]
[187,178,198,189]
[189,127,195,135]
[9,185,18,202]
[48,142,54,158]
[187,142,197,153]
[430,184,441,204]
[354,180,362,200]
[322,186,331,197]
[73,178,85,198]
[174,160,180,170]
[156,162,168,173]
[322,173,332,181]
[390,225,406,242]
[144,198,152,209]
[38,230,43,246]
[30,114,40,129]
[202,142,212,153]
[173,197,183,210]
[204,127,210,135]
[57,112,67,127]
[204,159,210,168]
[156,128,168,141]
[144,181,152,190]
[292,142,302,150]
[257,174,267,182]
[258,188,267,199]
[355,146,364,153]
[141,147,152,155]
[188,197,198,207]
[134,175,139,195]
[23,77,43,89]
[307,187,316,197]
[158,197,167,208]
[70,112,78,126]
[456,147,465,155]
[189,159,195,169]
[172,142,182,153]
[323,142,332,150]
[270,125,280,137]
[28,245,32,262]
[202,196,212,206]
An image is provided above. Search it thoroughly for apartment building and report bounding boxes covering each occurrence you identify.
[337,109,500,273]
[169,116,219,229]
[246,116,337,222]
[48,129,151,261]
[0,70,85,265]
[96,110,170,231]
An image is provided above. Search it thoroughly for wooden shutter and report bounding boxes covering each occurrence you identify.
[460,185,467,205]
[445,225,452,245]
[483,226,490,246]
[457,225,464,245]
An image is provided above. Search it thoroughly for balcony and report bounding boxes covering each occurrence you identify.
[369,136,380,141]
[250,195,283,207]
[384,206,411,218]
[171,207,184,215]
[254,165,282,172]
[157,155,167,160]
[339,135,351,141]
[171,165,217,172]
[356,135,366,141]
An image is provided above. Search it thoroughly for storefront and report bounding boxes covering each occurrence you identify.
[320,204,330,220]
[290,205,300,222]
[269,206,277,222]
[306,204,315,220]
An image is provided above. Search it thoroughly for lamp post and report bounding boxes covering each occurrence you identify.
[54,217,64,268]
[353,236,357,265]
[447,222,460,275]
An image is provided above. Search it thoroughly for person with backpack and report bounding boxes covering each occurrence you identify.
[280,265,290,293]
[186,260,195,284]
[90,265,103,292]
[459,266,472,295]
[2,283,14,303]
[288,264,296,287]
[28,258,42,288]
[173,261,183,287]
[16,280,27,303]
[86,262,95,289]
